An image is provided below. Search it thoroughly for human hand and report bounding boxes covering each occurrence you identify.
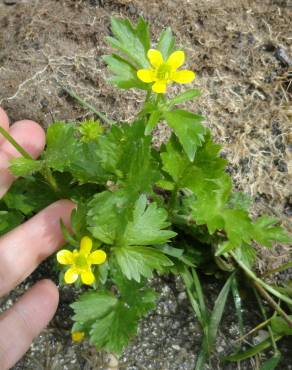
[0,107,74,370]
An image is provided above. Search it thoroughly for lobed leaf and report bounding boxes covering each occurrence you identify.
[115,245,173,282]
[157,27,176,60]
[164,109,206,162]
[9,157,43,177]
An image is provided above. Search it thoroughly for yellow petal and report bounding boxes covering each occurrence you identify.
[152,80,167,94]
[80,236,92,256]
[88,250,107,265]
[137,69,155,83]
[64,267,79,284]
[57,249,74,265]
[166,50,185,70]
[72,331,85,342]
[172,70,195,84]
[81,269,95,285]
[147,49,164,68]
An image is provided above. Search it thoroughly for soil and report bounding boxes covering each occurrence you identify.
[0,0,291,369]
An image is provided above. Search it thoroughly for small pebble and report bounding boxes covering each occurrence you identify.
[4,0,17,5]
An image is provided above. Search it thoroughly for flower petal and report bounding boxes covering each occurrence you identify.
[57,249,74,265]
[152,80,167,94]
[81,269,95,285]
[147,49,164,68]
[64,267,79,284]
[172,70,195,84]
[88,250,107,265]
[80,236,92,256]
[166,51,185,70]
[137,69,155,83]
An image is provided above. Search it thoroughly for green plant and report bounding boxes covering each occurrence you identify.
[1,17,291,369]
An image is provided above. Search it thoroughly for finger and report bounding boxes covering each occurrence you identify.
[0,279,59,370]
[0,199,74,297]
[0,120,45,198]
[0,107,10,145]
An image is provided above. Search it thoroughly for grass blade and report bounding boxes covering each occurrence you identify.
[206,273,234,353]
[260,352,282,370]
[231,275,244,336]
[191,268,208,323]
[225,335,282,361]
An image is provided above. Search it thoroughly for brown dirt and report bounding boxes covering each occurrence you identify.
[0,0,291,369]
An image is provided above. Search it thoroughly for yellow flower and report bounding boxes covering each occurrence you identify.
[137,49,195,94]
[72,331,85,342]
[57,236,106,285]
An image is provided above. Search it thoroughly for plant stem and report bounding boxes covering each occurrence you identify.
[0,124,60,193]
[234,318,272,343]
[261,261,292,278]
[0,126,32,159]
[253,281,292,327]
[41,166,60,193]
[253,288,278,352]
[56,82,115,126]
[230,251,292,306]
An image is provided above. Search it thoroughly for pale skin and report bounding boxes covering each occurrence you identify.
[0,107,74,370]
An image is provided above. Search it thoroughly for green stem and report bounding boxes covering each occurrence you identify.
[253,288,278,353]
[230,251,292,306]
[234,317,272,343]
[145,90,151,102]
[261,261,292,278]
[168,184,178,212]
[56,82,115,126]
[0,126,32,159]
[253,280,292,327]
[0,125,60,193]
[41,166,60,193]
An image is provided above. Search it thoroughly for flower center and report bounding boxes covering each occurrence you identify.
[156,63,172,81]
[74,253,88,269]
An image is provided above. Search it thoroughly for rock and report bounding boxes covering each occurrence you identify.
[4,0,17,5]
[274,47,292,67]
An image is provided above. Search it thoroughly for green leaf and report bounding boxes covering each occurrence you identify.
[87,189,132,244]
[71,203,88,238]
[145,110,161,135]
[123,195,176,246]
[260,352,282,370]
[116,122,161,193]
[72,272,157,354]
[2,176,57,216]
[167,89,201,107]
[225,335,282,361]
[9,157,43,177]
[45,122,77,172]
[115,245,173,282]
[68,141,111,184]
[97,121,160,193]
[205,273,234,353]
[227,191,252,211]
[0,210,24,235]
[106,17,150,68]
[45,122,113,184]
[71,291,118,323]
[252,216,292,248]
[112,269,157,315]
[164,109,206,161]
[271,316,292,335]
[157,27,176,60]
[103,54,149,90]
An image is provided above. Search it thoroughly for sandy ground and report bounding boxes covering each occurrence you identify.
[0,0,291,369]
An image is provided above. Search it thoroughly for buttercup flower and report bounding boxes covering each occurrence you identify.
[57,236,106,285]
[72,331,85,342]
[137,49,195,94]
